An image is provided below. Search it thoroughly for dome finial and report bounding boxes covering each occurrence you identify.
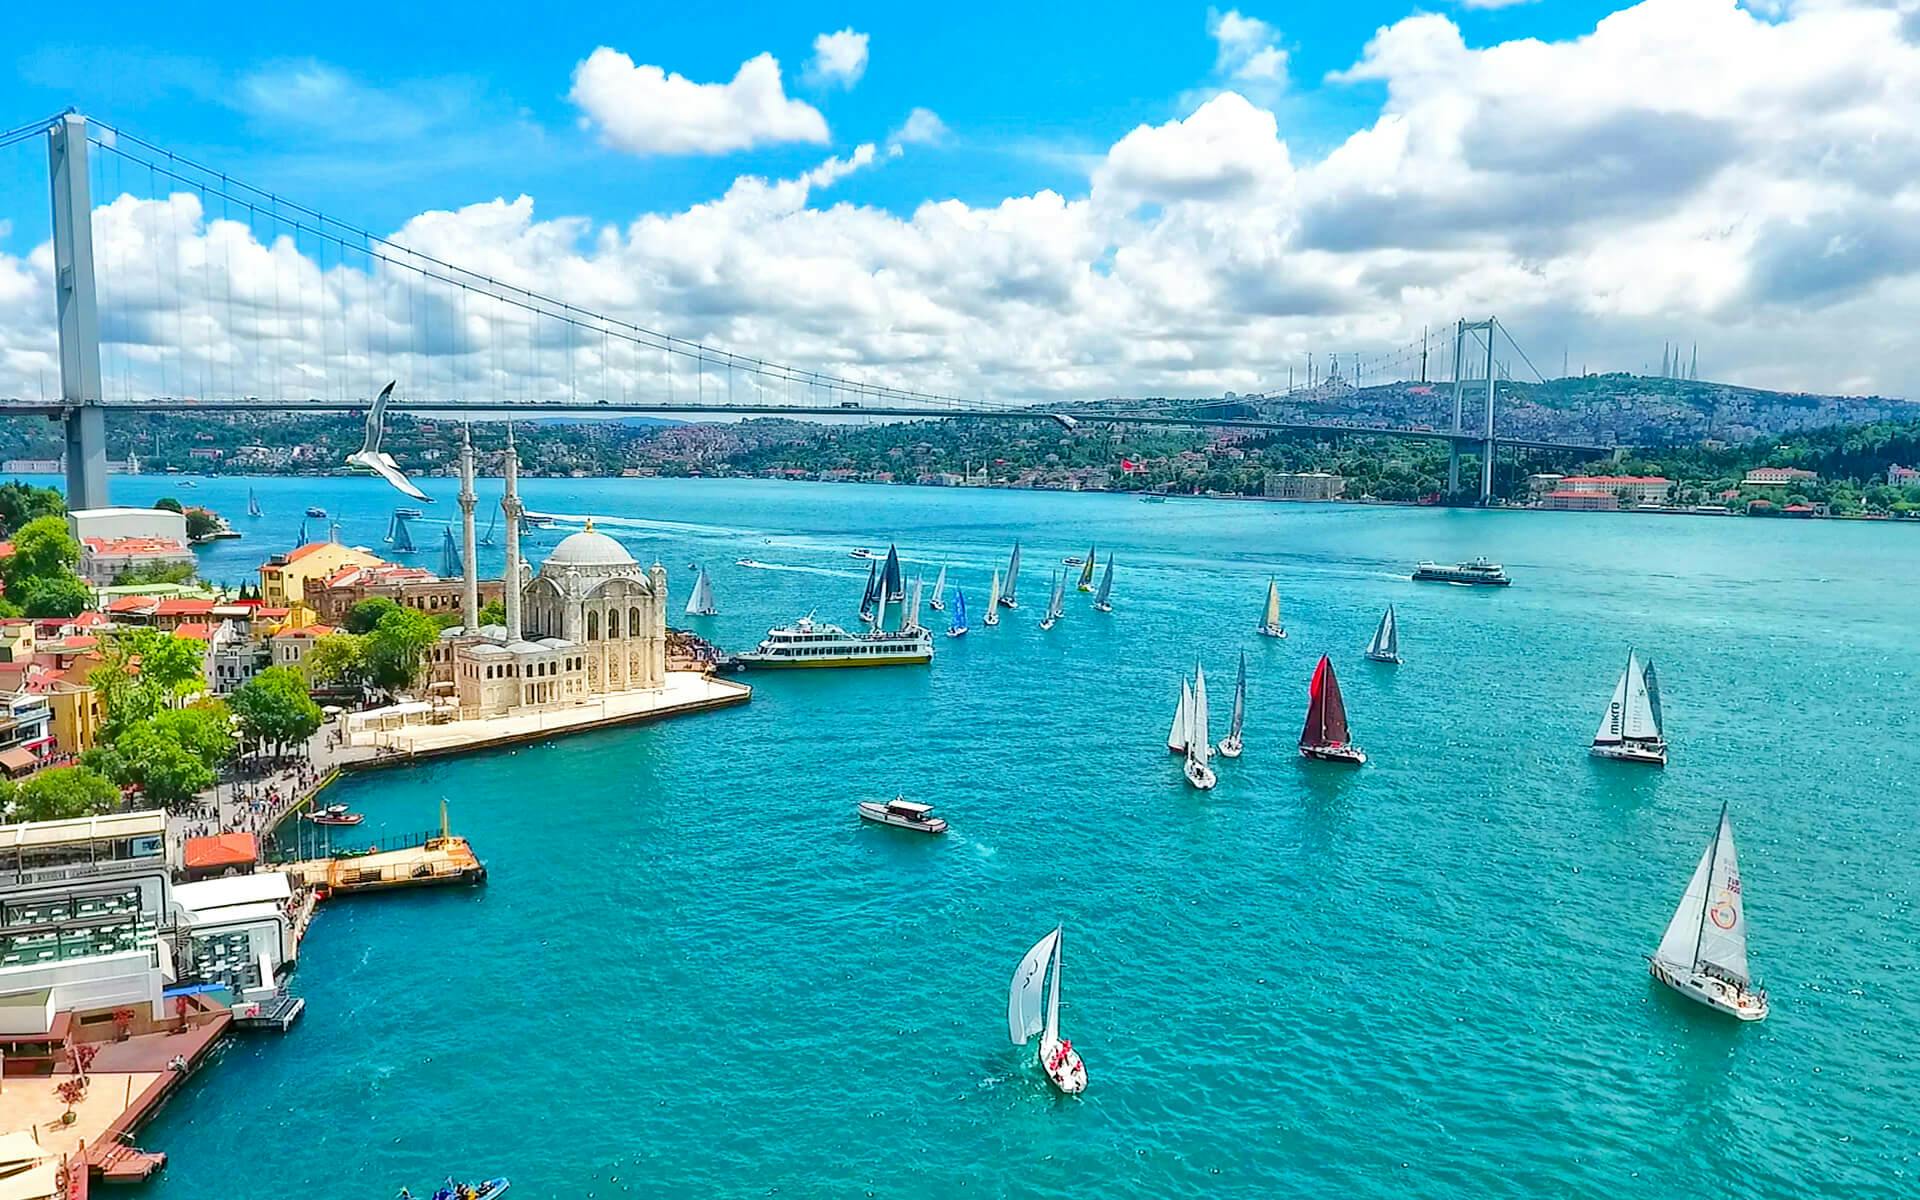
[584,516,594,533]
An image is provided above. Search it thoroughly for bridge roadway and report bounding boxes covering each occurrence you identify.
[0,398,1616,457]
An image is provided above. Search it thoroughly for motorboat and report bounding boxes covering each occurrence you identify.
[857,796,949,834]
[419,1179,510,1200]
[394,507,424,520]
[735,558,762,568]
[1413,557,1511,585]
[850,547,875,559]
[305,506,327,518]
[306,803,365,827]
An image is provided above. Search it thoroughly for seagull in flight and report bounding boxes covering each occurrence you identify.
[346,381,431,502]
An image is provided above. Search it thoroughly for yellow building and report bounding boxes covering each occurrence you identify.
[258,543,383,608]
[45,680,104,756]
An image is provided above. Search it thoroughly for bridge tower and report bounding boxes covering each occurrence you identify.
[48,113,108,509]
[1445,317,1499,505]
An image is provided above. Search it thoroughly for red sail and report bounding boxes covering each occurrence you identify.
[1300,654,1352,747]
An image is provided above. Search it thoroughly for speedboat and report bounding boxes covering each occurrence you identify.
[422,1179,510,1200]
[305,506,327,518]
[849,548,875,559]
[736,558,762,568]
[857,796,948,833]
[306,803,365,827]
[1062,556,1084,567]
[394,507,424,520]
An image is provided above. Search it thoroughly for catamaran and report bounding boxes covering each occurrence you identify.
[1076,545,1097,592]
[1591,649,1667,765]
[1185,663,1217,789]
[247,489,262,518]
[1039,570,1065,631]
[929,565,948,612]
[947,588,969,639]
[1219,652,1246,758]
[1257,578,1285,638]
[1167,679,1192,754]
[1092,555,1114,613]
[1008,927,1087,1094]
[999,541,1022,609]
[1649,804,1767,1021]
[1365,606,1401,664]
[983,569,1001,626]
[685,567,717,617]
[858,560,880,625]
[1299,655,1365,764]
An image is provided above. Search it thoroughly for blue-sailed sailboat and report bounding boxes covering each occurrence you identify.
[947,588,969,639]
[441,526,463,579]
[296,518,309,546]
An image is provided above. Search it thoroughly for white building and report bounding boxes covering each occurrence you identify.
[0,811,173,1025]
[67,506,188,545]
[171,872,296,1001]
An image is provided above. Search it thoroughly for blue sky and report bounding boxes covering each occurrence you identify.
[7,1,1919,406]
[6,1,1628,233]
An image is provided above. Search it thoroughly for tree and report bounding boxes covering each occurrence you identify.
[16,766,120,822]
[110,722,215,808]
[108,628,207,703]
[303,632,370,691]
[477,598,507,626]
[362,606,439,694]
[230,666,323,754]
[90,664,161,743]
[343,596,400,634]
[153,497,184,513]
[0,481,64,538]
[17,573,92,618]
[151,703,235,768]
[183,507,221,540]
[1,516,79,598]
[55,1077,86,1124]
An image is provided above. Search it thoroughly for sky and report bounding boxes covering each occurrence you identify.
[4,0,1920,407]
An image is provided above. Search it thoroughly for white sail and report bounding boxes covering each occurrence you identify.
[905,575,924,632]
[1228,656,1246,740]
[931,565,947,607]
[985,569,1001,624]
[1263,579,1281,629]
[1653,808,1750,986]
[1368,607,1398,658]
[1190,664,1212,767]
[1008,927,1061,1044]
[1168,680,1191,752]
[685,568,716,616]
[1593,656,1632,745]
[1043,930,1063,1047]
[1046,571,1065,621]
[1622,653,1661,741]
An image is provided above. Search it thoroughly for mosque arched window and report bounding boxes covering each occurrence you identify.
[609,608,621,638]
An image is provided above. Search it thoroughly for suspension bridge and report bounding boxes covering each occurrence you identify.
[1,111,1611,509]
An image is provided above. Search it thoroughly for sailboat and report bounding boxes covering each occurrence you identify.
[1218,653,1246,758]
[1008,927,1087,1094]
[1257,578,1285,638]
[1076,545,1097,592]
[904,574,926,633]
[983,569,1001,627]
[1364,606,1401,664]
[1039,570,1065,631]
[1299,654,1365,764]
[389,511,417,554]
[999,541,1021,609]
[441,526,462,580]
[686,567,717,617]
[947,588,969,639]
[880,544,905,603]
[1184,663,1217,789]
[480,504,498,547]
[1590,649,1667,765]
[1649,804,1768,1020]
[1167,678,1192,754]
[247,488,262,518]
[1092,555,1114,613]
[929,565,948,612]
[296,519,309,546]
[858,560,880,625]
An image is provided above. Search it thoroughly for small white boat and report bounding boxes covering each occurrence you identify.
[1184,663,1217,789]
[1590,649,1667,766]
[1649,804,1767,1021]
[1039,570,1065,631]
[850,548,875,560]
[983,569,1001,627]
[1091,555,1114,613]
[1364,606,1401,664]
[1218,652,1246,758]
[1009,927,1087,1095]
[1299,655,1365,765]
[736,557,763,568]
[1257,578,1286,639]
[858,796,948,834]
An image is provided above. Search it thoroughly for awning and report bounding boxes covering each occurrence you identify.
[183,832,259,871]
[0,747,38,776]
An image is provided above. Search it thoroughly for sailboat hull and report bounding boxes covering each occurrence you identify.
[998,599,1019,610]
[1183,758,1217,789]
[1093,602,1112,613]
[1591,741,1668,766]
[1217,736,1242,759]
[1300,744,1367,765]
[1364,650,1401,664]
[1039,1038,1087,1094]
[983,612,999,626]
[929,601,945,611]
[1258,624,1286,639]
[1648,958,1768,1021]
[1040,617,1057,630]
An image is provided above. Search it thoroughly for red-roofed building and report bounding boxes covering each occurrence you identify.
[171,622,215,643]
[78,535,196,586]
[1743,467,1819,487]
[182,832,259,881]
[106,595,161,621]
[270,624,335,670]
[151,598,216,633]
[303,562,503,624]
[1555,475,1672,505]
[1540,490,1620,512]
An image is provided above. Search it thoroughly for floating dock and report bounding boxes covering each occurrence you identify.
[282,834,486,895]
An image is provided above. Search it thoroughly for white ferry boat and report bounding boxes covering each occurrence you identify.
[735,615,933,668]
[1412,557,1512,586]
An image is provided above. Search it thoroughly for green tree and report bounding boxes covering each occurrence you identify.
[110,722,215,808]
[90,665,161,743]
[477,598,507,626]
[363,606,439,694]
[183,507,221,540]
[16,766,120,822]
[17,574,92,618]
[0,482,64,538]
[111,561,197,586]
[153,497,184,513]
[1,516,80,599]
[151,703,235,768]
[303,632,370,691]
[109,628,207,703]
[343,596,401,635]
[229,666,323,754]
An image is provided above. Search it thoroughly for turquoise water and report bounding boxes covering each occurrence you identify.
[86,475,1920,1196]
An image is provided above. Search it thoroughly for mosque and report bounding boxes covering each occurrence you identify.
[438,430,670,718]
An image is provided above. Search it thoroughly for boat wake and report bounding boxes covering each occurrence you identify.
[732,561,869,579]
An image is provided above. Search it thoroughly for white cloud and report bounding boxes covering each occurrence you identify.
[887,108,948,156]
[1207,9,1289,87]
[805,28,870,89]
[1457,0,1539,9]
[568,47,828,156]
[12,2,1920,408]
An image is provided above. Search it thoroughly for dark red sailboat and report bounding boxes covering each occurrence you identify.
[1299,654,1367,765]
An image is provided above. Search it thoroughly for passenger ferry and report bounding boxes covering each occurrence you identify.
[735,615,933,668]
[1412,557,1512,586]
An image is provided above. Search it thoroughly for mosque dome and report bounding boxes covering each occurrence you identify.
[541,525,637,571]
